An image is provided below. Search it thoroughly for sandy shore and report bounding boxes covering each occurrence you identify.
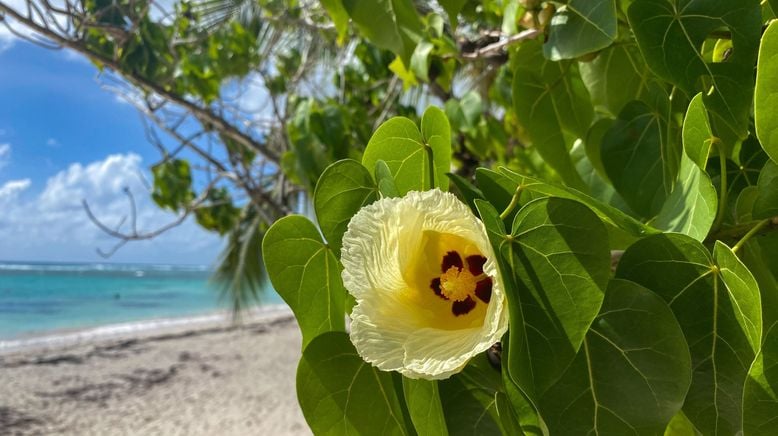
[0,308,310,435]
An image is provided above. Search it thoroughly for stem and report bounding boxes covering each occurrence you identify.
[712,138,728,232]
[500,187,523,221]
[425,145,436,190]
[733,219,771,253]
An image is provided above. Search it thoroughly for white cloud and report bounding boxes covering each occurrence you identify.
[46,138,60,147]
[0,144,10,169]
[0,153,223,264]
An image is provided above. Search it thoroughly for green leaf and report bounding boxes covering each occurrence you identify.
[262,216,347,349]
[497,167,655,238]
[512,41,593,190]
[741,239,778,333]
[402,378,448,436]
[628,0,762,149]
[755,20,778,164]
[362,108,450,195]
[313,159,378,255]
[410,40,434,82]
[508,197,611,395]
[616,234,762,435]
[743,322,778,436]
[151,159,194,211]
[544,0,618,60]
[376,160,401,198]
[296,332,409,435]
[439,353,504,436]
[579,44,649,116]
[754,161,778,219]
[601,100,671,218]
[437,0,468,27]
[540,279,692,435]
[342,0,421,63]
[421,106,452,191]
[447,172,484,212]
[320,0,350,42]
[682,93,714,169]
[653,148,717,241]
[664,411,699,436]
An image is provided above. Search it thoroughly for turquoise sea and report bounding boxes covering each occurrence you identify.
[0,262,282,340]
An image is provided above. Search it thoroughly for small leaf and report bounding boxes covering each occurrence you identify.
[743,322,778,436]
[343,0,421,63]
[439,353,504,436]
[376,160,401,198]
[755,20,778,164]
[544,0,618,60]
[262,216,347,349]
[682,93,714,169]
[653,152,717,241]
[362,109,450,195]
[540,279,692,435]
[579,44,649,116]
[447,172,484,212]
[437,0,468,27]
[754,161,778,219]
[320,0,349,42]
[402,378,448,436]
[313,159,378,255]
[297,332,409,435]
[616,234,762,435]
[410,40,434,82]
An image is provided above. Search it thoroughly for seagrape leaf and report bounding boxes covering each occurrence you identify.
[375,160,401,198]
[297,332,409,435]
[540,279,691,435]
[579,44,649,117]
[262,216,346,349]
[479,197,610,399]
[313,160,378,255]
[439,353,504,436]
[512,40,593,190]
[437,0,467,27]
[319,0,349,42]
[755,20,778,164]
[601,100,671,218]
[682,94,713,169]
[544,0,618,61]
[754,161,778,219]
[402,378,448,436]
[628,0,762,149]
[616,234,762,435]
[743,323,778,436]
[362,106,451,195]
[653,153,717,241]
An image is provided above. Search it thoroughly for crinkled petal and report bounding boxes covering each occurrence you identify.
[341,189,509,379]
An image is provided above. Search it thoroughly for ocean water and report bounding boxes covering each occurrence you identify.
[0,262,282,340]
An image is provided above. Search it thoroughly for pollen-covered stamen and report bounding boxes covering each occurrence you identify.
[440,266,478,302]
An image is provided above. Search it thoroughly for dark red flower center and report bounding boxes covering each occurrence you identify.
[429,251,492,316]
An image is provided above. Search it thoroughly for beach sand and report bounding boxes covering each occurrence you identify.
[0,308,310,435]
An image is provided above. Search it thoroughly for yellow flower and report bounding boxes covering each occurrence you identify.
[341,189,509,379]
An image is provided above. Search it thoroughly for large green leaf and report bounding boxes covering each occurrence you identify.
[743,323,778,436]
[402,378,448,436]
[754,161,778,219]
[654,95,718,241]
[262,216,347,349]
[439,353,504,436]
[544,0,618,61]
[579,44,649,117]
[627,0,762,149]
[755,20,778,164]
[497,167,655,238]
[601,100,671,218]
[296,332,409,435]
[313,159,378,255]
[540,279,691,435]
[481,197,611,400]
[512,41,593,190]
[616,234,762,435]
[362,107,451,195]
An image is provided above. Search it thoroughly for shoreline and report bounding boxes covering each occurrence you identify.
[0,304,309,435]
[0,304,292,355]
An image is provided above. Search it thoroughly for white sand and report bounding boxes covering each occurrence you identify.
[0,309,310,435]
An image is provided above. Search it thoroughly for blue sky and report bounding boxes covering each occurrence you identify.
[0,41,223,265]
